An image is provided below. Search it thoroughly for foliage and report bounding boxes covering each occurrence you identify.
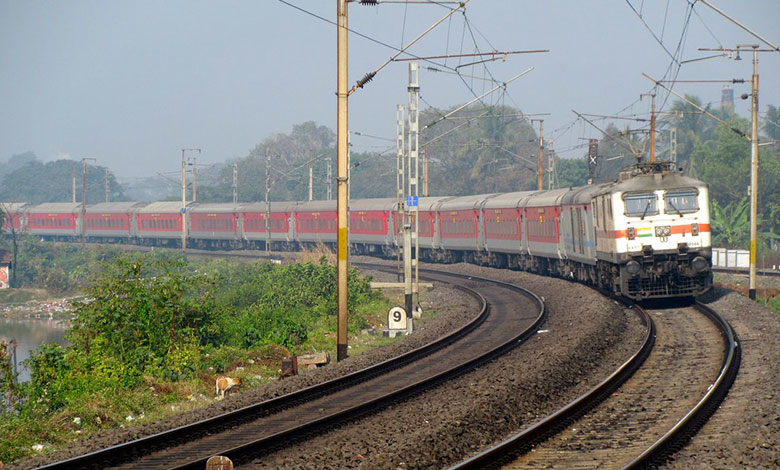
[555,157,589,188]
[0,237,123,293]
[0,158,126,204]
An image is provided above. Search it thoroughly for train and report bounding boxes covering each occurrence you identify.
[1,161,712,299]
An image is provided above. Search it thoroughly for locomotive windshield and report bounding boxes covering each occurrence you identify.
[624,193,658,218]
[664,190,699,215]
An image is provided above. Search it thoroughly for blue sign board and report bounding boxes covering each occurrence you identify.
[181,208,187,214]
[406,196,418,207]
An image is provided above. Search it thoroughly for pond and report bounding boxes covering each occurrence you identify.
[0,317,69,382]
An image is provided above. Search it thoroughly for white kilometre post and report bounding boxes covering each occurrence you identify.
[407,62,420,332]
[396,104,405,282]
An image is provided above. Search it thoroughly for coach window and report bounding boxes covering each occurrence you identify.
[664,190,699,215]
[624,193,658,218]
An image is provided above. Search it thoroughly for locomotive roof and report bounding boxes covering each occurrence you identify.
[137,201,187,213]
[25,202,81,213]
[597,172,707,196]
[86,202,146,213]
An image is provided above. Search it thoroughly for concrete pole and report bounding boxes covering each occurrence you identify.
[72,169,76,204]
[192,155,198,202]
[650,94,657,163]
[327,157,333,201]
[181,149,187,252]
[547,138,555,190]
[265,149,271,254]
[532,119,544,190]
[408,62,420,328]
[423,145,429,197]
[81,159,87,244]
[308,152,314,201]
[396,105,405,282]
[749,46,759,300]
[670,128,678,164]
[232,163,238,204]
[105,168,110,203]
[336,0,349,361]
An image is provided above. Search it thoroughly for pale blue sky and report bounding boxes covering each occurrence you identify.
[1,0,778,177]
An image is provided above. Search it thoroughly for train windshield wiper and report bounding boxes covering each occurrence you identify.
[667,199,684,218]
[640,198,653,220]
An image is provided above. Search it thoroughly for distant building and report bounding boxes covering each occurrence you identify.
[0,249,10,289]
[721,86,734,113]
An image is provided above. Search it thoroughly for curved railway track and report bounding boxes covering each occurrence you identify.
[34,266,546,470]
[447,300,740,470]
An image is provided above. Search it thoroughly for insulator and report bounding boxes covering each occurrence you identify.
[359,0,378,4]
[356,71,376,88]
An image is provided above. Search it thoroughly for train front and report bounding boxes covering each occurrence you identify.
[610,162,712,299]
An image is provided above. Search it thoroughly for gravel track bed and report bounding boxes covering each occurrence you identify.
[660,287,779,470]
[10,269,478,470]
[505,304,724,469]
[246,263,646,469]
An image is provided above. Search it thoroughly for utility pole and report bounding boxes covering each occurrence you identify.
[181,149,187,252]
[407,62,420,332]
[105,168,110,203]
[748,45,760,300]
[531,119,544,190]
[670,127,678,164]
[547,138,555,190]
[308,150,314,201]
[641,92,657,162]
[396,104,405,282]
[336,0,349,361]
[265,149,271,254]
[232,163,238,204]
[327,157,333,201]
[423,145,429,197]
[72,168,76,204]
[696,44,773,300]
[81,157,95,244]
[191,150,200,202]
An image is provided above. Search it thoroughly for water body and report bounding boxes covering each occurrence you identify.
[0,318,69,382]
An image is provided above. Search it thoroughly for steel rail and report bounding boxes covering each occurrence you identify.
[34,266,545,470]
[446,304,655,470]
[167,270,547,470]
[621,301,741,469]
[34,264,488,470]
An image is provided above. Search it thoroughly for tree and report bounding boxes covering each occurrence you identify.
[763,104,780,153]
[0,159,126,203]
[663,95,715,175]
[556,157,589,188]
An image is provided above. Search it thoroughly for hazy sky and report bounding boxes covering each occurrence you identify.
[1,0,779,179]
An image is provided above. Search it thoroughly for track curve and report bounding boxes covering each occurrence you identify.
[34,265,545,470]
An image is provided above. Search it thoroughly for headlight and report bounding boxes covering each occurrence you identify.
[626,260,642,276]
[655,225,671,237]
[691,256,709,272]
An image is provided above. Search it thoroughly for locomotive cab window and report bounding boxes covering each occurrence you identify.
[624,193,658,218]
[664,190,699,215]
